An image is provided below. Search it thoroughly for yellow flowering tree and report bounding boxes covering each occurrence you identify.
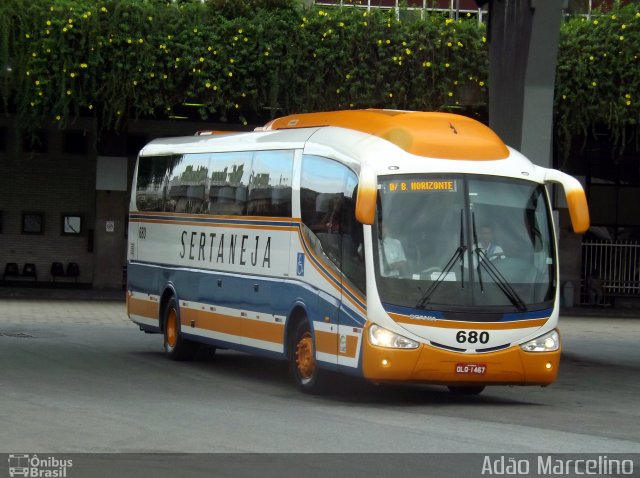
[0,0,638,161]
[556,3,640,160]
[0,0,487,132]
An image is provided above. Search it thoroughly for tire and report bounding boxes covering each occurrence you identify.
[290,319,325,394]
[163,297,197,361]
[447,385,485,395]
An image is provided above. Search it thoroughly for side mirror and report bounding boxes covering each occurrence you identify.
[544,170,590,234]
[355,167,377,225]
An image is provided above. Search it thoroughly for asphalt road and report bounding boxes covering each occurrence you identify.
[0,300,638,476]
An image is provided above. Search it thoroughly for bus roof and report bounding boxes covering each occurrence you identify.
[139,127,317,156]
[262,109,510,161]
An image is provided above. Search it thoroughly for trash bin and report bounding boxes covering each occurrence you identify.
[562,281,574,308]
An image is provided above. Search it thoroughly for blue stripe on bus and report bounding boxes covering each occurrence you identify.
[127,262,366,330]
[502,308,553,321]
[381,304,445,319]
[130,213,368,314]
[296,229,367,315]
[382,303,552,323]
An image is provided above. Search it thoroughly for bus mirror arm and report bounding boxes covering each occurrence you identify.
[544,170,590,234]
[355,167,377,225]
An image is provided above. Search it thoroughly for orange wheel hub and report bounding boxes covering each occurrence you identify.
[295,333,315,379]
[166,309,178,347]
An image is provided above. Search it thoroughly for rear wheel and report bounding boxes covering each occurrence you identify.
[447,385,485,395]
[291,319,325,393]
[163,297,197,361]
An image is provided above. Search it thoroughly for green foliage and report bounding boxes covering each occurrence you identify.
[1,0,638,160]
[556,3,640,159]
[0,0,487,131]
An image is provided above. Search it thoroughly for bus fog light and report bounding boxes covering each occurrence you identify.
[521,330,560,352]
[546,362,552,370]
[369,324,418,349]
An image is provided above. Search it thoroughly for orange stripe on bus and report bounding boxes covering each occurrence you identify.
[131,212,299,223]
[133,218,298,231]
[128,296,159,320]
[315,330,359,358]
[315,330,337,355]
[340,334,359,358]
[181,309,285,345]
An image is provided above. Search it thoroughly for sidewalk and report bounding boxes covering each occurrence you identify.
[561,305,640,319]
[0,285,125,301]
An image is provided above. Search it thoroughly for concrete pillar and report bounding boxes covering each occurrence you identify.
[488,0,564,169]
[93,155,129,290]
[93,190,128,290]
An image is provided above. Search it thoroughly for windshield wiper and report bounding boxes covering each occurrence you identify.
[417,210,466,309]
[472,212,527,312]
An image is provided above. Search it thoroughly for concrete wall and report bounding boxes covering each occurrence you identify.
[558,209,585,307]
[0,117,243,290]
[0,118,96,285]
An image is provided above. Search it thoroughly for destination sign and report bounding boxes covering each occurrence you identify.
[386,180,456,193]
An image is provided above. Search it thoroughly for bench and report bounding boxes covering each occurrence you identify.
[49,262,80,283]
[2,263,38,282]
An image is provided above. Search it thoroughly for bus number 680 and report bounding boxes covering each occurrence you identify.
[456,330,489,344]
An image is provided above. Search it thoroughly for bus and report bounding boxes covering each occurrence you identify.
[127,109,589,394]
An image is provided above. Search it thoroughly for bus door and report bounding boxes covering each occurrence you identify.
[337,179,366,370]
[299,153,363,369]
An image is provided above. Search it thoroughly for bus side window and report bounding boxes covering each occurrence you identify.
[301,155,365,294]
[248,150,293,217]
[167,153,209,214]
[136,155,172,212]
[208,152,252,216]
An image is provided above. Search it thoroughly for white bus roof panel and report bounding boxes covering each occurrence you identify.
[139,127,319,156]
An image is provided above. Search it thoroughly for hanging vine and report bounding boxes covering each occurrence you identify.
[1,0,638,159]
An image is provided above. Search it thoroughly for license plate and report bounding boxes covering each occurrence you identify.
[455,363,487,375]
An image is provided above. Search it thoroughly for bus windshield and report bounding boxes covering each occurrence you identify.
[373,174,556,313]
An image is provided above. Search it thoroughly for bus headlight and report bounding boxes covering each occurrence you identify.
[520,330,560,352]
[369,324,419,349]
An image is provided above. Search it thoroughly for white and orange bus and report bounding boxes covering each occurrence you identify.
[127,109,589,394]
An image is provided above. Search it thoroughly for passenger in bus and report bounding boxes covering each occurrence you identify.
[379,219,408,277]
[322,196,342,234]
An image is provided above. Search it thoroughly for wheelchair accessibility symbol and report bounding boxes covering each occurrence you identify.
[296,253,305,276]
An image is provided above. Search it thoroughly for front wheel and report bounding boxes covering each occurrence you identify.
[163,297,197,361]
[290,320,325,394]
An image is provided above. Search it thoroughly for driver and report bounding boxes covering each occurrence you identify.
[477,224,505,261]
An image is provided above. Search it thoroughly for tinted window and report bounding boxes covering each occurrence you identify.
[208,152,252,216]
[301,155,365,292]
[136,155,173,212]
[247,150,294,217]
[166,154,210,214]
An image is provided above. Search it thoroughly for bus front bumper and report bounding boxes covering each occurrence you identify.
[362,340,560,386]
